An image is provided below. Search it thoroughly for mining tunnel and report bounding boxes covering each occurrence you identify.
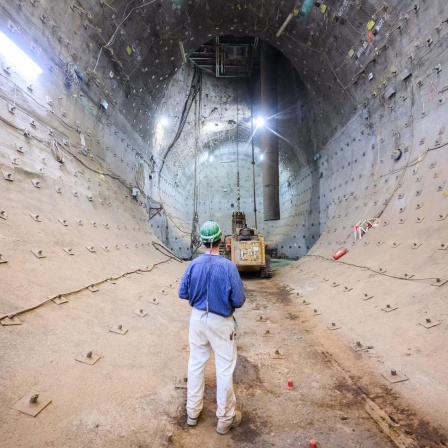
[0,0,447,446]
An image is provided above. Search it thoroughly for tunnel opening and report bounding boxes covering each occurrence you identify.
[153,37,319,260]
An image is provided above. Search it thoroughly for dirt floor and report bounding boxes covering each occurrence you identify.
[277,256,448,448]
[3,257,436,448]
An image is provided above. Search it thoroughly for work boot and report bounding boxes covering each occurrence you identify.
[186,414,200,427]
[216,410,242,435]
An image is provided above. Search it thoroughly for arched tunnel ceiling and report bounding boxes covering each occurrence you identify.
[5,0,422,173]
[65,0,423,184]
[44,0,408,144]
[90,0,396,93]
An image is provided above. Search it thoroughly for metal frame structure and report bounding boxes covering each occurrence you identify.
[189,36,259,78]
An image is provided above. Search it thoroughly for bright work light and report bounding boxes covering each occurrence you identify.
[254,117,265,128]
[0,32,42,78]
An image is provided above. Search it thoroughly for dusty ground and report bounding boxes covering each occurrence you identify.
[2,257,426,448]
[171,273,397,448]
[277,256,448,447]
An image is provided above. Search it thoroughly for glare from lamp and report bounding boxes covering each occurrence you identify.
[260,154,264,161]
[209,155,214,162]
[0,31,42,78]
[160,117,169,126]
[254,117,265,128]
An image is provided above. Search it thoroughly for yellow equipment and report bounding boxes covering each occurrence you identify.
[223,212,272,278]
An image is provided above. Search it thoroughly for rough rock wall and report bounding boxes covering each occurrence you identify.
[0,5,176,314]
[278,0,448,430]
[0,107,173,315]
[313,0,448,264]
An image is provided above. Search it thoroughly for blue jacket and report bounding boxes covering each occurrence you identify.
[178,254,246,317]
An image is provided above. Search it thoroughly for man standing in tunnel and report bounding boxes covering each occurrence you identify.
[178,220,246,435]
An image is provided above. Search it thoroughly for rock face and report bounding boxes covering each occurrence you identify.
[0,0,447,445]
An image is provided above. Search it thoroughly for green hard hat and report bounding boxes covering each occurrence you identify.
[200,221,222,243]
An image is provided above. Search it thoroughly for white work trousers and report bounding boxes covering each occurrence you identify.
[187,308,237,426]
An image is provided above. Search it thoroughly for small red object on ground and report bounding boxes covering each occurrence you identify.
[310,439,317,448]
[333,247,347,260]
[287,379,294,389]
